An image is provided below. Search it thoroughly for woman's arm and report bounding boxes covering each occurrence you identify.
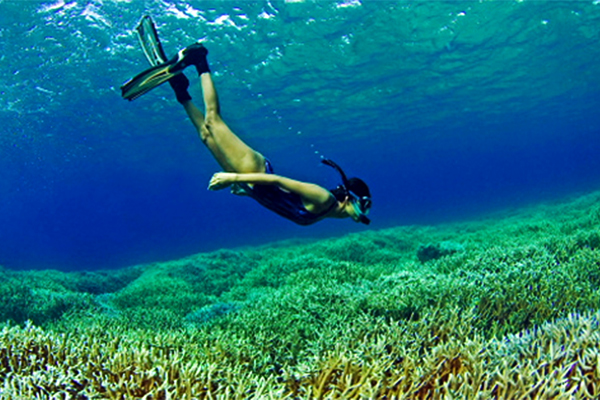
[208,172,335,211]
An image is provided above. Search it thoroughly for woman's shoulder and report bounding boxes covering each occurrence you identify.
[306,191,337,214]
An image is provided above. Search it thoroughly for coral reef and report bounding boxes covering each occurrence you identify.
[416,241,464,263]
[2,191,600,398]
[1,311,599,398]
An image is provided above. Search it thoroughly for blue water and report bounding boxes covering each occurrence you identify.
[1,1,599,271]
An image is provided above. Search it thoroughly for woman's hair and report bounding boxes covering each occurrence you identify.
[330,177,371,202]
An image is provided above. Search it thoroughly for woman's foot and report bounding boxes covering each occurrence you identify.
[168,73,191,103]
[168,43,210,75]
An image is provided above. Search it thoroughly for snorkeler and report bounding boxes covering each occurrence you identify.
[121,17,371,226]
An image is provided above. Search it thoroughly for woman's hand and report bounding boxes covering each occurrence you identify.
[208,172,237,190]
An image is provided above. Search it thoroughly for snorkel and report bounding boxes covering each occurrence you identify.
[321,158,372,225]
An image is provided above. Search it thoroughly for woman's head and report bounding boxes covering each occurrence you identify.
[331,178,370,201]
[321,158,371,224]
[330,177,372,224]
[347,178,370,200]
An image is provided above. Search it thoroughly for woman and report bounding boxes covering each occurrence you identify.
[167,44,372,226]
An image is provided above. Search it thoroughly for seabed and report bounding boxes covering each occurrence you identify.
[2,191,600,398]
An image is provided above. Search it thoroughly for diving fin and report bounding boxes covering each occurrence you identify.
[121,62,181,101]
[121,43,207,101]
[135,15,168,67]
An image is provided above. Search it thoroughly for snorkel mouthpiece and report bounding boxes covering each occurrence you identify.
[357,213,371,225]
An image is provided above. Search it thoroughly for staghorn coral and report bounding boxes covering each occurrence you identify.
[416,241,464,263]
[1,310,600,398]
[2,191,600,397]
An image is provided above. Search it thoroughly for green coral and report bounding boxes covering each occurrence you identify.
[3,190,600,397]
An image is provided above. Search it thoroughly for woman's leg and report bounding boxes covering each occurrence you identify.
[182,73,265,173]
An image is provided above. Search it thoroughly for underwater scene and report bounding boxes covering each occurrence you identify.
[2,0,600,398]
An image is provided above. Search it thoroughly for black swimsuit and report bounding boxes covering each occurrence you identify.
[237,160,336,226]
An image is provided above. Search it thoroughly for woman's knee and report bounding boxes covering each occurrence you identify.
[204,109,221,124]
[199,123,212,144]
[201,112,227,139]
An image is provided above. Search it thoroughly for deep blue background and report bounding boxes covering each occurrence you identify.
[1,1,599,270]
